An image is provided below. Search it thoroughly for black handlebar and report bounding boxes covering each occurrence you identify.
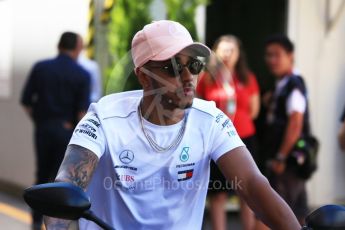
[82,210,116,230]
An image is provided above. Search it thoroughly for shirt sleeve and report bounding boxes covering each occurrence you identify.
[209,109,245,162]
[248,73,259,95]
[286,89,306,115]
[68,111,106,158]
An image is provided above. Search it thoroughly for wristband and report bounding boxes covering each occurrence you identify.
[275,153,287,162]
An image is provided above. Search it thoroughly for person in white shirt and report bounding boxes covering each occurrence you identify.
[45,20,301,230]
[78,53,102,102]
[259,34,310,230]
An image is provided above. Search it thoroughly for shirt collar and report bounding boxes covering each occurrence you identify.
[275,74,292,95]
[57,53,74,61]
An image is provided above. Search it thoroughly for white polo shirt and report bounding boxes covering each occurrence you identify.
[69,90,244,230]
[275,76,306,115]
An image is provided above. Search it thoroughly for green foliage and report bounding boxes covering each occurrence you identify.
[105,0,207,94]
[106,0,152,94]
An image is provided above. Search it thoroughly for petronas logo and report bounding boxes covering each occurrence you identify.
[180,147,190,162]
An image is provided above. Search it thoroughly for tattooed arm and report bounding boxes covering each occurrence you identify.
[55,144,98,187]
[44,144,99,230]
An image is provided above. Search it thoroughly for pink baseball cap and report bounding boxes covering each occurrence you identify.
[131,20,211,68]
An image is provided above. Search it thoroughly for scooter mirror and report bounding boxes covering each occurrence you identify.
[23,182,91,220]
[306,205,345,229]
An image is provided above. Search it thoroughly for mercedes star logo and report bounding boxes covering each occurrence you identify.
[119,150,134,164]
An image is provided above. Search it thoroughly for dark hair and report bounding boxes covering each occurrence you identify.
[58,32,79,50]
[211,35,250,85]
[264,34,294,53]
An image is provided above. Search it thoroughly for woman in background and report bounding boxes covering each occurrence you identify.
[197,35,260,230]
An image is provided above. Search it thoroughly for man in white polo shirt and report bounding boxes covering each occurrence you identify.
[45,20,301,230]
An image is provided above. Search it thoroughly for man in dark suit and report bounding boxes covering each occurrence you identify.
[21,31,90,230]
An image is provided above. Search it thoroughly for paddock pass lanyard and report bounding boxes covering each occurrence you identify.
[222,81,236,120]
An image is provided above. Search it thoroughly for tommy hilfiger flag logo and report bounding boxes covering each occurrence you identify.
[177,169,193,181]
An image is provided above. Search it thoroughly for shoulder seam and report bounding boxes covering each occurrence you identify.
[102,110,137,120]
[190,107,216,118]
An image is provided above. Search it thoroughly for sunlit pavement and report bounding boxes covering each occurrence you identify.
[0,190,242,230]
[0,192,31,230]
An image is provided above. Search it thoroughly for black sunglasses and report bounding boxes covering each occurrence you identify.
[146,59,204,77]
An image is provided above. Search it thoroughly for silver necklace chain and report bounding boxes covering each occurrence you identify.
[138,102,186,153]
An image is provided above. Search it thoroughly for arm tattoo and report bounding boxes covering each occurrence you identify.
[44,217,70,230]
[45,145,99,230]
[56,144,99,189]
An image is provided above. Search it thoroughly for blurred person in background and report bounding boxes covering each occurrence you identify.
[21,31,90,230]
[339,106,345,151]
[197,35,260,230]
[258,34,310,229]
[78,52,103,103]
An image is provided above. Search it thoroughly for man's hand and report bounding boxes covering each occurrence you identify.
[270,160,286,175]
[23,106,33,119]
[44,144,99,229]
[217,146,301,230]
[77,111,87,122]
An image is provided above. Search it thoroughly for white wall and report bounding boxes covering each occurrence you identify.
[0,0,205,190]
[0,0,88,187]
[288,0,345,206]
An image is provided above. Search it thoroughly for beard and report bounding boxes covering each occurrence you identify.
[160,93,193,110]
[165,86,195,109]
[150,79,195,110]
